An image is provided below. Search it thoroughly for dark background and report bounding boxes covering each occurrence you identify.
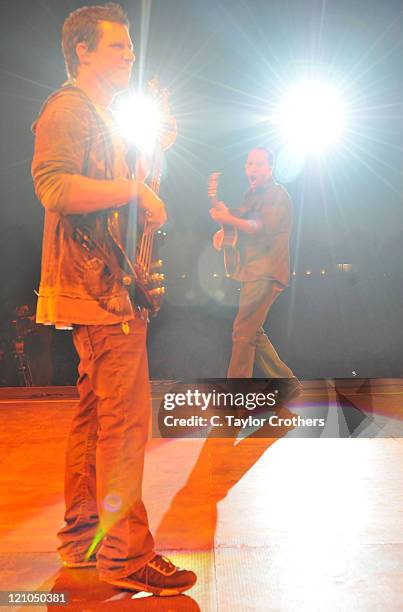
[1,0,403,384]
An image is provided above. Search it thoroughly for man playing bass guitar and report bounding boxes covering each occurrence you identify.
[210,147,301,397]
[31,2,196,596]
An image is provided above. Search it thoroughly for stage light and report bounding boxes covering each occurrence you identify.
[115,93,162,154]
[275,81,346,153]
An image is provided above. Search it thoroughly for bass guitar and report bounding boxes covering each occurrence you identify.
[108,78,171,315]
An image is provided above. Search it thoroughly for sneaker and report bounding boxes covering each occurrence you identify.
[104,554,197,596]
[63,554,97,569]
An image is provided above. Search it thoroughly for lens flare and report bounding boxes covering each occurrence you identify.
[275,81,346,153]
[115,93,162,153]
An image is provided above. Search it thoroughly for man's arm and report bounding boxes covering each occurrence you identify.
[210,189,292,237]
[32,103,166,226]
[210,204,262,235]
[36,172,158,214]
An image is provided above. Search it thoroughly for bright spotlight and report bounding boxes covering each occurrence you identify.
[275,81,346,153]
[115,93,162,154]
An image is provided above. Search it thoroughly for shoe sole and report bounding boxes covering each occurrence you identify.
[105,577,196,597]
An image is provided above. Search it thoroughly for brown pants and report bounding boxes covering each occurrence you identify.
[57,318,155,579]
[228,279,294,379]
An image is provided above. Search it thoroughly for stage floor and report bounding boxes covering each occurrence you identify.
[0,380,402,611]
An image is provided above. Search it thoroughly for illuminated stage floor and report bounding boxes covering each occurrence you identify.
[0,380,402,611]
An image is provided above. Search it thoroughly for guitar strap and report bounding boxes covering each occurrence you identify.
[61,217,136,291]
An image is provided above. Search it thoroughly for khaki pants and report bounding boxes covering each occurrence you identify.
[57,318,155,579]
[228,279,294,379]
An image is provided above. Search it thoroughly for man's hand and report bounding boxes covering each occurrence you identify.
[209,202,233,225]
[140,183,167,229]
[212,229,224,251]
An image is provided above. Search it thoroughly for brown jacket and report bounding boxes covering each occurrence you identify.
[232,180,292,286]
[32,85,135,326]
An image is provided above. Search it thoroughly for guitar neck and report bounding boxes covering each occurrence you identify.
[209,194,221,210]
[149,147,163,195]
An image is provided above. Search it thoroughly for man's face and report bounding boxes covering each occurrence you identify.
[245,149,272,190]
[79,20,135,94]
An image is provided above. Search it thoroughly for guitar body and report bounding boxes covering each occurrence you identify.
[222,227,240,276]
[107,207,164,316]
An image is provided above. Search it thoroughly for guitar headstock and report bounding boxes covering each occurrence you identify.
[208,172,221,199]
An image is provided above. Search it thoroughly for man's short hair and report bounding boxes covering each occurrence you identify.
[251,147,274,167]
[62,3,129,79]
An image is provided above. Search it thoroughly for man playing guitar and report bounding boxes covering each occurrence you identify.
[210,147,301,396]
[32,2,196,596]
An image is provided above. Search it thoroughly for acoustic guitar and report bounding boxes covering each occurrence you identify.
[208,171,240,276]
